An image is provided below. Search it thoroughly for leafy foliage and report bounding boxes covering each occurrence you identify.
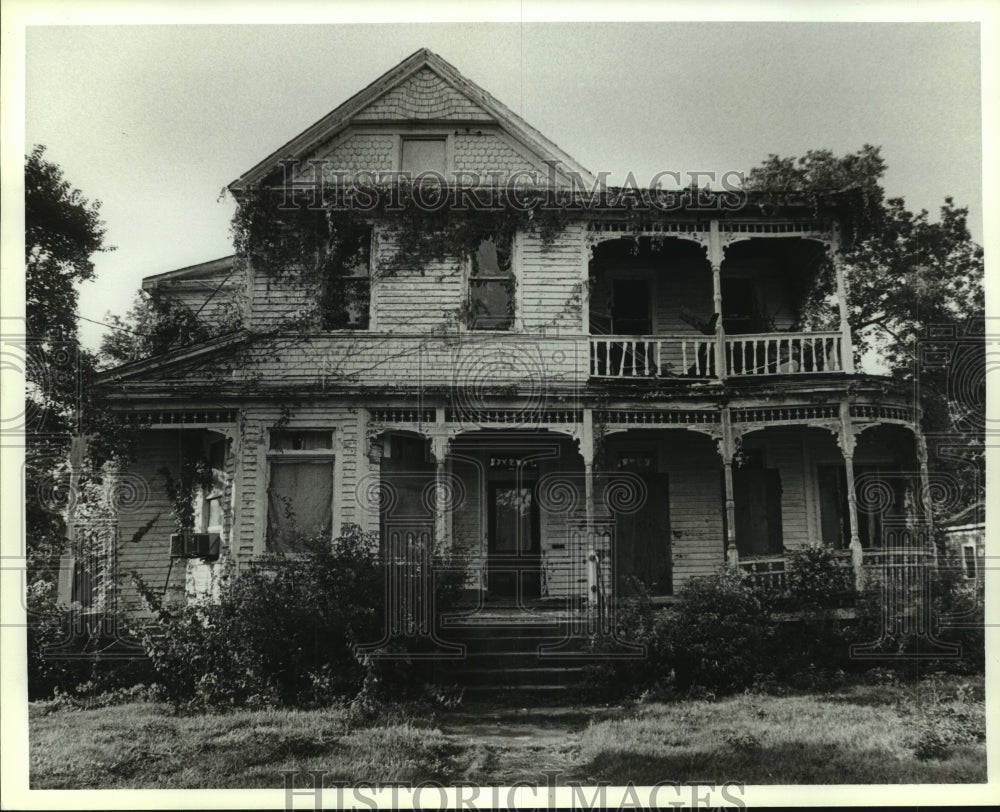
[746,145,984,518]
[663,568,772,693]
[785,544,855,608]
[228,184,575,332]
[135,526,463,708]
[159,455,214,534]
[99,289,230,366]
[746,145,983,395]
[849,561,984,673]
[26,577,155,701]
[25,145,112,343]
[24,147,125,589]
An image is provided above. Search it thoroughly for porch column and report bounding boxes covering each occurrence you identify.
[720,408,738,567]
[915,431,936,552]
[830,223,855,374]
[708,220,727,379]
[838,402,864,587]
[429,433,450,551]
[580,409,598,606]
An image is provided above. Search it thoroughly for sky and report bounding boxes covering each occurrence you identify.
[19,15,988,351]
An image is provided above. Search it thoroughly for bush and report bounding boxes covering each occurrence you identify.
[848,559,984,675]
[138,526,464,708]
[27,578,156,701]
[766,545,858,673]
[577,581,673,701]
[785,544,855,608]
[663,568,772,694]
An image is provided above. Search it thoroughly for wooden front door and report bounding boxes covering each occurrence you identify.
[486,481,541,600]
[730,468,784,556]
[613,472,672,596]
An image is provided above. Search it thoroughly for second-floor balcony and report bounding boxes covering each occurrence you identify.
[589,331,846,379]
[587,231,850,382]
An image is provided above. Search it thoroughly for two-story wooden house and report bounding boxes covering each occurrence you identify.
[96,49,931,620]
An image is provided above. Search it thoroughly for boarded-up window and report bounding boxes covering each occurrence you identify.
[469,236,515,330]
[266,430,335,553]
[401,137,446,176]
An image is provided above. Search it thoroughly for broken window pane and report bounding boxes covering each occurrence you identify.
[469,236,514,331]
[322,227,371,330]
[471,238,512,277]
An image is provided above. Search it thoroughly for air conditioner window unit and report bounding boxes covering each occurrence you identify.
[170,532,221,560]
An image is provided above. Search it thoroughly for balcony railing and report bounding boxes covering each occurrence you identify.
[589,335,715,378]
[725,331,844,376]
[589,331,844,379]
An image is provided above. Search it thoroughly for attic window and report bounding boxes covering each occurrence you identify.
[469,236,515,331]
[401,137,447,176]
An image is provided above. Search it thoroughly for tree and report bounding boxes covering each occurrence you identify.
[745,146,985,511]
[100,289,213,366]
[25,145,112,342]
[24,146,113,569]
[744,145,984,374]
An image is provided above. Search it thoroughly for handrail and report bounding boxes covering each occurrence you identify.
[589,332,845,379]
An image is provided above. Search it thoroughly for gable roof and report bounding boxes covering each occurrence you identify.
[97,330,248,384]
[228,48,595,190]
[141,255,237,290]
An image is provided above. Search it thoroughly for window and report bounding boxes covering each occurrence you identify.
[266,430,335,553]
[962,544,977,580]
[469,236,515,330]
[723,450,784,557]
[400,137,446,176]
[321,225,371,330]
[195,437,227,534]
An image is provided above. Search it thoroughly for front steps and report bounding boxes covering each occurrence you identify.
[430,609,596,702]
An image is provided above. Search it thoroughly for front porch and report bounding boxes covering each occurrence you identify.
[366,408,933,608]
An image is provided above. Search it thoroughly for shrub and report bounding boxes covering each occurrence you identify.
[26,578,156,701]
[138,526,464,708]
[785,544,855,608]
[848,559,984,675]
[577,581,673,701]
[766,545,858,673]
[663,567,771,694]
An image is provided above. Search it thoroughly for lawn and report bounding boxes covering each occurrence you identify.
[29,673,985,788]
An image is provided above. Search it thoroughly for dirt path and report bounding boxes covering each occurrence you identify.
[436,704,621,784]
